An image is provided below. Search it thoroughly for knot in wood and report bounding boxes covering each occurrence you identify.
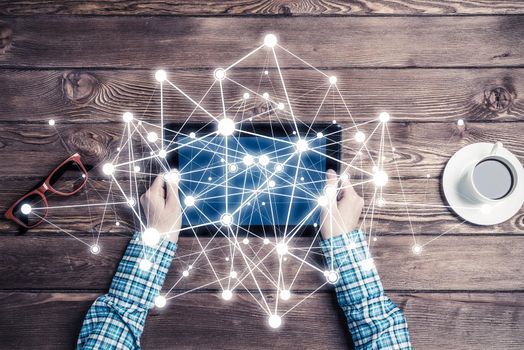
[485,86,513,113]
[279,5,292,16]
[0,22,13,54]
[62,71,98,104]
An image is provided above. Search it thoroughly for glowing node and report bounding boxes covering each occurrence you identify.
[262,92,269,100]
[377,197,386,207]
[373,237,378,242]
[214,68,226,81]
[259,155,270,166]
[134,166,140,173]
[280,289,291,301]
[188,265,193,270]
[155,69,167,82]
[274,164,283,172]
[184,196,196,207]
[264,70,269,75]
[329,76,337,85]
[332,119,337,124]
[242,237,249,245]
[221,213,233,226]
[147,131,158,143]
[208,176,212,181]
[102,163,115,175]
[243,92,250,100]
[300,177,304,181]
[373,171,388,187]
[268,180,276,188]
[268,314,282,329]
[222,289,233,300]
[243,154,254,166]
[295,139,309,153]
[158,149,167,158]
[90,244,100,255]
[163,171,180,184]
[355,131,366,143]
[218,118,235,136]
[361,258,375,271]
[115,221,120,226]
[347,241,357,250]
[317,195,328,207]
[264,34,278,48]
[20,203,32,215]
[139,259,152,271]
[189,132,196,138]
[379,112,390,123]
[276,242,288,256]
[154,295,167,308]
[325,185,337,198]
[341,173,349,182]
[263,238,270,245]
[317,132,323,138]
[122,112,134,123]
[182,270,189,277]
[262,202,266,206]
[229,164,238,173]
[313,222,318,228]
[48,119,56,126]
[326,270,339,284]
[412,244,422,255]
[143,227,160,247]
[128,198,136,207]
[481,204,491,214]
[230,271,238,279]
[277,102,285,110]
[457,119,465,126]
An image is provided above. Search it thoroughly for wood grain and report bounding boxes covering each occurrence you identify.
[1,291,523,349]
[0,16,523,68]
[0,235,523,291]
[1,68,523,123]
[1,0,524,16]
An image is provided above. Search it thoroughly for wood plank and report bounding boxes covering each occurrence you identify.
[2,0,524,16]
[0,291,523,349]
[1,235,522,291]
[0,16,523,68]
[1,68,523,123]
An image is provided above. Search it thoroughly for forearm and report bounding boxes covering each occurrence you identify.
[77,232,177,349]
[320,230,411,350]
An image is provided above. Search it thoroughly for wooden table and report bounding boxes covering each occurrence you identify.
[0,2,523,349]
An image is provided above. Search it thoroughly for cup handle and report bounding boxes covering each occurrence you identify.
[491,142,503,155]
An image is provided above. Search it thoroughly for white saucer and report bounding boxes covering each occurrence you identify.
[442,142,524,226]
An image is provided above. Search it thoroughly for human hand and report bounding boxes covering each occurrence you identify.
[140,170,182,244]
[320,169,364,240]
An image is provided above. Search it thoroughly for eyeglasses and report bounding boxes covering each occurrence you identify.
[5,153,89,228]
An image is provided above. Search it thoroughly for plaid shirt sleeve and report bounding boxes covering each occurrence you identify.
[77,232,177,350]
[320,230,412,350]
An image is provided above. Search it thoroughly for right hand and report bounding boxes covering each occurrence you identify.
[320,169,364,240]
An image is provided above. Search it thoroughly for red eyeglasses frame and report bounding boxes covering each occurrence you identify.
[4,153,89,228]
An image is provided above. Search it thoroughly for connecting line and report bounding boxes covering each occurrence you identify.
[166,276,230,301]
[271,46,299,135]
[165,79,219,122]
[281,281,328,317]
[32,201,129,210]
[34,213,91,247]
[225,44,265,71]
[277,44,330,78]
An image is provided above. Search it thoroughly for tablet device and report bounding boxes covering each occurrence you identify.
[164,121,341,235]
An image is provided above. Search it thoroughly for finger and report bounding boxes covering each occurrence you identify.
[324,169,339,205]
[165,169,180,207]
[149,174,166,198]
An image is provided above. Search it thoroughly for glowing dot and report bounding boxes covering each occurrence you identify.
[243,238,249,245]
[225,257,230,262]
[208,176,212,181]
[264,70,269,75]
[90,245,100,255]
[313,223,318,227]
[229,164,238,173]
[373,237,378,242]
[275,164,283,172]
[48,119,56,126]
[325,185,337,198]
[457,119,465,126]
[263,238,270,245]
[158,149,167,158]
[155,69,167,82]
[262,92,269,100]
[163,171,180,184]
[189,132,196,138]
[377,197,386,207]
[128,198,136,207]
[481,204,491,214]
[295,139,309,152]
[262,202,266,206]
[347,241,357,250]
[243,92,250,100]
[264,34,277,48]
[122,112,133,123]
[154,295,167,308]
[20,204,32,215]
[269,180,276,188]
[412,244,422,255]
[221,213,233,226]
[218,118,235,136]
[332,120,337,124]
[280,289,291,301]
[259,155,270,166]
[329,76,337,85]
[341,173,349,181]
[355,131,366,143]
[230,271,238,279]
[102,163,115,175]
[147,132,158,143]
[214,68,226,81]
[277,102,285,110]
[373,171,388,187]
[300,177,304,181]
[317,132,323,138]
[139,259,152,271]
[182,270,189,277]
[188,265,193,270]
[115,221,120,226]
[379,112,390,123]
[361,258,375,271]
[327,270,339,284]
[134,166,140,172]
[276,242,288,255]
[143,228,160,247]
[426,173,431,178]
[268,314,281,329]
[222,289,233,300]
[317,195,328,207]
[184,196,196,207]
[243,154,254,166]
[220,158,225,163]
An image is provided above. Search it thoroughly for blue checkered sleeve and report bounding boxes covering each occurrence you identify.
[320,230,412,350]
[77,232,177,350]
